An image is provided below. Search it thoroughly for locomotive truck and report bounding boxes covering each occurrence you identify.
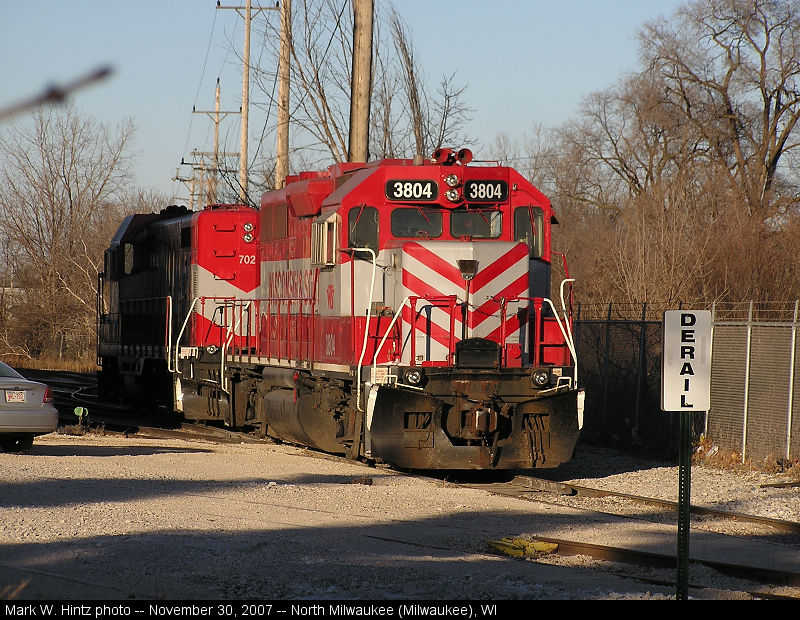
[97,148,584,469]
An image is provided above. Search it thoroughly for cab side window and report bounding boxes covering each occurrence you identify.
[348,206,379,251]
[514,206,544,258]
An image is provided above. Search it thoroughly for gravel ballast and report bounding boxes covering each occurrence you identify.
[1,432,798,601]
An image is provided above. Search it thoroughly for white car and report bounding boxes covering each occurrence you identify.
[0,361,59,452]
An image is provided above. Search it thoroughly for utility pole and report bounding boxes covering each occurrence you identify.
[217,2,279,202]
[240,0,252,202]
[275,0,291,188]
[348,0,373,163]
[192,79,240,203]
[172,168,198,210]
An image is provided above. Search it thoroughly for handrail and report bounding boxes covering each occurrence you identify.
[256,295,316,361]
[220,300,253,393]
[173,297,201,374]
[492,278,578,385]
[165,296,173,370]
[105,295,172,362]
[543,278,577,385]
[371,295,411,382]
[409,295,458,366]
[348,247,377,412]
[559,278,576,367]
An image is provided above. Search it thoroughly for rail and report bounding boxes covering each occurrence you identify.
[168,276,577,402]
[171,297,200,374]
[371,295,412,384]
[170,294,320,393]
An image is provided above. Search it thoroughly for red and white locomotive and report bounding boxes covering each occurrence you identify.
[98,149,584,469]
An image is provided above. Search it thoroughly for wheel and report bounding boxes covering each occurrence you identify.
[0,434,34,453]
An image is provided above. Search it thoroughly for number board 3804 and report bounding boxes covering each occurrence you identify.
[464,180,509,202]
[385,179,439,201]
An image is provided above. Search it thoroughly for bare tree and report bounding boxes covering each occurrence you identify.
[248,0,473,178]
[487,124,557,193]
[0,106,136,359]
[640,0,800,220]
[608,174,717,304]
[389,7,425,157]
[385,9,472,157]
[523,0,800,307]
[429,72,472,154]
[552,69,711,214]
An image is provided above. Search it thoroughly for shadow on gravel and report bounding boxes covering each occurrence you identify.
[0,463,793,599]
[0,471,394,509]
[18,444,215,458]
[0,508,684,600]
[1,499,786,600]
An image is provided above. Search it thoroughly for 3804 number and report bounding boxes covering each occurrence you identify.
[464,180,508,202]
[385,179,438,201]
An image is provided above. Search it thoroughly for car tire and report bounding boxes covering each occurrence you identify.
[0,434,34,453]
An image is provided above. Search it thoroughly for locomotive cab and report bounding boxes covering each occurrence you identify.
[97,204,260,417]
[241,149,583,469]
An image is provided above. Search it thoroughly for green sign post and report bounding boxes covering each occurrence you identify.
[662,310,712,600]
[676,410,692,598]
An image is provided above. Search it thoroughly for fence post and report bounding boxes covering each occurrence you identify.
[634,302,647,434]
[706,300,716,438]
[742,301,754,463]
[787,300,798,460]
[603,301,612,426]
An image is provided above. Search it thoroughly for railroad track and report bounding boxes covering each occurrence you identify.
[450,473,800,597]
[19,368,188,433]
[502,474,800,534]
[484,533,800,594]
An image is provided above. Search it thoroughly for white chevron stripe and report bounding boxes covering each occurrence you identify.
[402,252,465,299]
[399,243,530,363]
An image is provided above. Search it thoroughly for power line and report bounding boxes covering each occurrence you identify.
[182,9,220,159]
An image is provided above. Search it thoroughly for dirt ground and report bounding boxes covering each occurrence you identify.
[0,432,795,603]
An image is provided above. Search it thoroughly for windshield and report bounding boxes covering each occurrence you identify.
[450,209,502,238]
[391,207,443,238]
[0,361,24,379]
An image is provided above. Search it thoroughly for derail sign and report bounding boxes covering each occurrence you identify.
[661,310,712,412]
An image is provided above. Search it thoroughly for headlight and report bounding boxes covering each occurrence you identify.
[404,368,424,386]
[532,369,549,387]
[243,222,254,232]
[206,345,219,355]
[243,232,254,242]
[445,174,460,187]
[445,188,460,202]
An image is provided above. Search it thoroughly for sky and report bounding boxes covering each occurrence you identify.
[2,0,686,203]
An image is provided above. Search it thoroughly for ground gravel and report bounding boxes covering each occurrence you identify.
[1,432,798,601]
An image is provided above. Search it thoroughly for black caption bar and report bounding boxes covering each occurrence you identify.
[5,601,519,620]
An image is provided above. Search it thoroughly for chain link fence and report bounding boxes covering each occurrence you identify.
[574,302,800,462]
